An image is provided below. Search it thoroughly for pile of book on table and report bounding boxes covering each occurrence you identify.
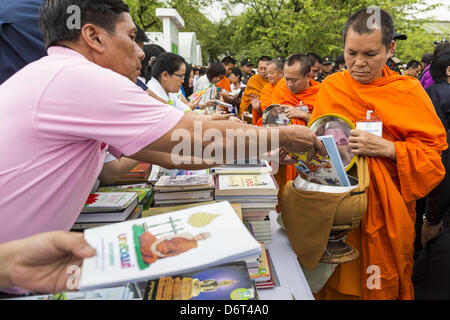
[150,166,215,207]
[71,162,154,232]
[212,160,278,245]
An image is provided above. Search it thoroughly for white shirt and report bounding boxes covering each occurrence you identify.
[147,77,192,113]
[230,82,246,96]
[194,75,210,94]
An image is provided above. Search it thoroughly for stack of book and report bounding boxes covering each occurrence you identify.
[153,173,215,207]
[72,191,142,231]
[114,162,152,185]
[214,170,278,244]
[248,243,277,289]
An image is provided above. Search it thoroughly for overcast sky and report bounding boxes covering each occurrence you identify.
[200,0,450,22]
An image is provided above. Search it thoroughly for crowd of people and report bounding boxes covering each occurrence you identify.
[0,0,450,301]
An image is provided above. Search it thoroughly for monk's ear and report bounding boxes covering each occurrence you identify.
[387,40,396,58]
[79,24,107,54]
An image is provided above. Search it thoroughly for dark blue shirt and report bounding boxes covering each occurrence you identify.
[0,0,47,85]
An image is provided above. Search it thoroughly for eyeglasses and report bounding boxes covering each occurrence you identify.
[172,73,185,80]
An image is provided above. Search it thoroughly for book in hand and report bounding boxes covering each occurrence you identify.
[215,174,279,197]
[143,261,257,300]
[79,201,262,290]
[291,135,351,187]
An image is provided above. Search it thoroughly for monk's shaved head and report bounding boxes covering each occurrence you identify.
[343,7,394,51]
[285,53,311,77]
[267,58,284,73]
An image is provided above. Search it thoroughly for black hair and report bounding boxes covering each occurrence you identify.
[199,67,207,77]
[230,67,242,82]
[183,63,195,97]
[258,56,272,64]
[135,25,149,44]
[306,53,323,66]
[206,62,226,82]
[421,53,433,66]
[343,7,394,51]
[142,44,166,82]
[151,52,186,81]
[430,49,450,83]
[222,56,237,66]
[434,42,450,58]
[285,53,312,76]
[406,60,421,70]
[39,0,130,49]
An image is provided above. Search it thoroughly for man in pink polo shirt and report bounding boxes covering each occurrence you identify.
[0,0,324,247]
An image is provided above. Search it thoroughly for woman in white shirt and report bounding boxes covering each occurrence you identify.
[147,53,194,113]
[229,67,246,96]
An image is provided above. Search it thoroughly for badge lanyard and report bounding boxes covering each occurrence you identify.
[356,110,383,137]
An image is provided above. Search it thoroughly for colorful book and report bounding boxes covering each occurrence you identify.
[79,202,261,290]
[291,135,351,187]
[81,192,140,213]
[143,261,257,300]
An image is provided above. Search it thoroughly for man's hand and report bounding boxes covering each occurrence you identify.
[284,106,308,121]
[422,221,443,247]
[263,148,296,165]
[279,126,327,162]
[2,232,96,293]
[349,129,396,161]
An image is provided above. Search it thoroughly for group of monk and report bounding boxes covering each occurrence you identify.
[213,7,448,300]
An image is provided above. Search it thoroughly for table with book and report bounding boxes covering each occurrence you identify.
[7,160,313,301]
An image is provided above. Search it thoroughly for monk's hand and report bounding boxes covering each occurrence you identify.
[250,94,262,114]
[349,129,396,161]
[284,106,308,121]
[279,125,327,162]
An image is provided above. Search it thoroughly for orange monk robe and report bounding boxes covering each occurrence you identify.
[311,66,447,300]
[216,76,231,92]
[238,74,269,123]
[270,78,321,210]
[256,82,278,127]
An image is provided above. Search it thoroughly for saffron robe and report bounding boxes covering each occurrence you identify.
[216,76,231,93]
[312,66,447,300]
[256,82,278,127]
[239,74,269,121]
[270,78,321,211]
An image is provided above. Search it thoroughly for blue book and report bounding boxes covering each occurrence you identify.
[319,135,351,187]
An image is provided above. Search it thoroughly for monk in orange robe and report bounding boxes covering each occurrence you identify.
[311,8,447,300]
[239,56,271,122]
[255,58,284,127]
[270,54,321,209]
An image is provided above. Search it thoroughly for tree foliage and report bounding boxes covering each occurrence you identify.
[123,0,445,65]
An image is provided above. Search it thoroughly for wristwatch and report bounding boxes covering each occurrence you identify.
[422,213,442,227]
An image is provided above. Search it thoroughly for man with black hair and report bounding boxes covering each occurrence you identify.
[0,0,325,267]
[306,53,323,81]
[239,56,272,122]
[404,59,422,78]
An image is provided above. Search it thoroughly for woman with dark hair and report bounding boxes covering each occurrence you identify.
[147,52,193,113]
[420,42,450,89]
[229,67,246,96]
[426,49,450,131]
[181,63,194,99]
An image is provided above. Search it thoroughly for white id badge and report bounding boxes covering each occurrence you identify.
[296,101,309,112]
[356,110,383,137]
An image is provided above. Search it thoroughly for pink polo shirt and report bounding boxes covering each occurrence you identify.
[0,46,184,243]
